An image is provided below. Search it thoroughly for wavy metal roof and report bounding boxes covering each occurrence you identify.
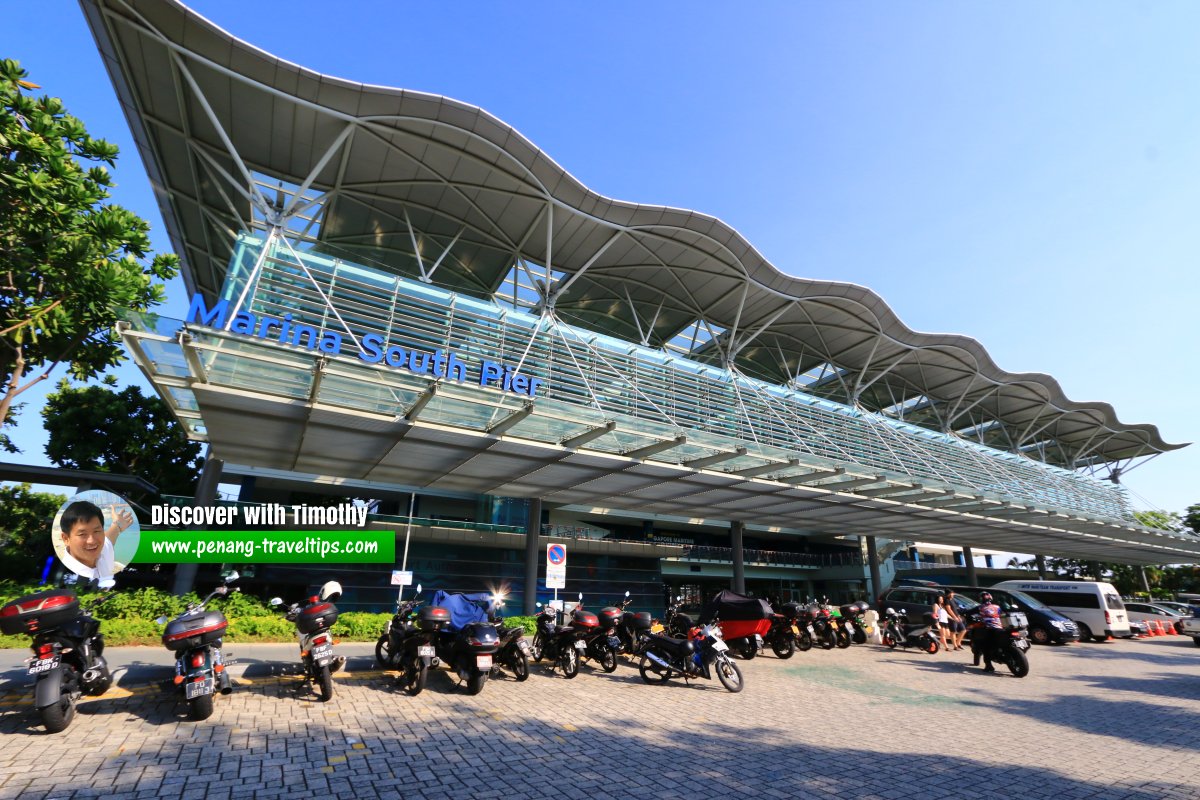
[82,0,1185,469]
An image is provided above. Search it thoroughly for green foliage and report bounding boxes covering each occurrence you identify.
[42,381,203,497]
[0,483,66,581]
[501,615,538,636]
[1133,509,1181,532]
[0,59,179,437]
[1185,504,1200,536]
[330,612,390,641]
[224,615,295,642]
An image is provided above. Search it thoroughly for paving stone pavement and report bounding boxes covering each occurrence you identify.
[1,636,1198,799]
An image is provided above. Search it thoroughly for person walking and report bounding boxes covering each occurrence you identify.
[933,594,951,651]
[944,589,967,651]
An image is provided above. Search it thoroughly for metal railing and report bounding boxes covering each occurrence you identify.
[677,545,865,568]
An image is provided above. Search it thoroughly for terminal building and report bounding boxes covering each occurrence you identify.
[84,0,1200,612]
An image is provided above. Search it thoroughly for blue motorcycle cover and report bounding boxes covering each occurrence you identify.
[429,591,494,632]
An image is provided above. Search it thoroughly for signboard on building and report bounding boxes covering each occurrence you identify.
[546,542,567,589]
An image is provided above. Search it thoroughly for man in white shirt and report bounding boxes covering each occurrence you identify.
[58,500,134,583]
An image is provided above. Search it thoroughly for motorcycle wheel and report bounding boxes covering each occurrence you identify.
[466,669,487,696]
[401,661,427,696]
[598,644,618,673]
[375,636,396,668]
[836,629,851,649]
[560,647,579,679]
[714,655,744,693]
[529,636,543,662]
[884,633,898,650]
[1005,648,1030,678]
[316,663,333,702]
[796,631,813,652]
[739,640,757,660]
[38,666,78,734]
[771,634,795,659]
[852,628,867,645]
[187,693,214,721]
[638,654,671,684]
[923,637,940,655]
[820,628,836,650]
[512,651,530,681]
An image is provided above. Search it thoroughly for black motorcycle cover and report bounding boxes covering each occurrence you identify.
[700,590,772,623]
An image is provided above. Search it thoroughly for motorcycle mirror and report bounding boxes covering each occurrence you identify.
[269,597,284,606]
[225,570,240,583]
[578,592,583,601]
[98,578,116,590]
[536,602,543,609]
[415,583,422,595]
[625,590,630,598]
[154,615,168,626]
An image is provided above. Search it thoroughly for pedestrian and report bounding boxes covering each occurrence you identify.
[944,589,967,650]
[932,594,951,651]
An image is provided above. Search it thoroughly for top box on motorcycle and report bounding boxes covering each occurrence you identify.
[598,607,622,628]
[0,589,80,635]
[297,601,339,634]
[631,611,653,630]
[701,590,772,622]
[781,602,803,618]
[572,610,599,628]
[163,609,228,651]
[417,606,451,630]
[839,603,863,618]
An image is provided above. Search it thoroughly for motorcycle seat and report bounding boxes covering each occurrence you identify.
[555,626,575,635]
[649,633,694,655]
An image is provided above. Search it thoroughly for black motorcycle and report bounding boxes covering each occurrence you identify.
[806,600,838,650]
[571,594,618,673]
[610,591,654,656]
[531,601,585,678]
[0,580,116,733]
[841,601,871,645]
[432,597,500,695]
[270,592,345,702]
[638,619,744,693]
[157,572,239,720]
[489,597,532,681]
[663,596,695,638]
[764,605,798,659]
[967,609,1031,677]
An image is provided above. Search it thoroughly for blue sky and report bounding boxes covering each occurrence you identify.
[2,1,1197,520]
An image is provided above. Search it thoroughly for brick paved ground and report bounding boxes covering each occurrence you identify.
[1,635,1197,799]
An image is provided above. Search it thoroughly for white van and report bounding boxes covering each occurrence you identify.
[992,580,1131,642]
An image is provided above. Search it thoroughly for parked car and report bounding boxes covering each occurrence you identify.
[1123,601,1185,633]
[947,585,1079,645]
[1128,619,1151,638]
[1180,607,1200,647]
[992,580,1131,641]
[1149,601,1195,618]
[876,585,979,624]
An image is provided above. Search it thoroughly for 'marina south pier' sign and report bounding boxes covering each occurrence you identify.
[186,295,545,397]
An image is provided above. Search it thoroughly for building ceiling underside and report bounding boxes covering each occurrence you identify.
[83,0,1186,470]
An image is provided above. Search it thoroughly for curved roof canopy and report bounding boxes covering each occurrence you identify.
[83,0,1185,469]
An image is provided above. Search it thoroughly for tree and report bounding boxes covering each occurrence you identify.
[42,378,203,497]
[0,59,179,442]
[1134,509,1181,532]
[1184,504,1200,536]
[0,483,67,581]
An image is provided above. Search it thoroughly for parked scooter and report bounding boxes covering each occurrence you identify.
[806,599,838,650]
[488,592,531,681]
[638,617,744,693]
[610,591,654,656]
[663,596,694,638]
[572,593,618,673]
[840,601,871,645]
[765,604,799,659]
[879,607,940,654]
[532,601,585,678]
[0,580,116,733]
[157,572,239,720]
[430,591,501,695]
[270,580,345,702]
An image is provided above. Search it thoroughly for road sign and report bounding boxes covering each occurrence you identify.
[546,543,567,589]
[390,570,413,586]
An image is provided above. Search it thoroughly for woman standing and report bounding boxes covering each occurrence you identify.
[944,589,967,651]
[933,594,951,651]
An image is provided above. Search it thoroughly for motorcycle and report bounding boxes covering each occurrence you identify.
[967,609,1031,677]
[879,607,941,654]
[157,572,239,720]
[638,618,744,693]
[488,592,531,681]
[663,596,695,638]
[765,604,800,659]
[610,591,654,656]
[378,585,451,696]
[572,593,618,673]
[269,580,346,702]
[430,591,501,695]
[531,601,585,678]
[839,601,870,645]
[0,579,116,733]
[806,600,839,650]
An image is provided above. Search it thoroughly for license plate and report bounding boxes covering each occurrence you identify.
[311,644,333,664]
[791,625,800,635]
[27,656,59,676]
[574,640,587,651]
[475,655,492,670]
[807,625,816,635]
[711,639,729,652]
[844,621,855,634]
[185,677,214,699]
[650,624,664,633]
[418,645,435,657]
[1016,639,1030,652]
[517,640,530,652]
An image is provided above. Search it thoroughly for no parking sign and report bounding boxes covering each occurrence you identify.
[546,543,567,589]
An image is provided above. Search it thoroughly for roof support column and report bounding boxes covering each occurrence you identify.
[963,546,978,588]
[173,448,224,596]
[1036,554,1047,579]
[731,521,746,595]
[523,497,543,616]
[864,535,882,601]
